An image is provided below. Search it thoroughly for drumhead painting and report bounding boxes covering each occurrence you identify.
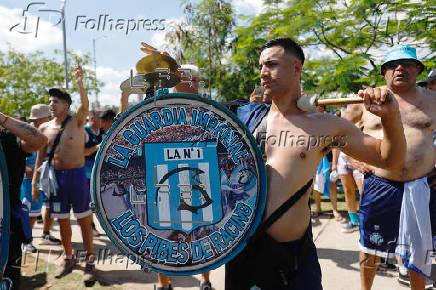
[92,93,267,275]
[0,144,10,276]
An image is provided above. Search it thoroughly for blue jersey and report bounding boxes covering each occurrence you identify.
[25,152,37,169]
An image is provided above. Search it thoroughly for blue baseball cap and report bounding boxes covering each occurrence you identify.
[380,44,425,75]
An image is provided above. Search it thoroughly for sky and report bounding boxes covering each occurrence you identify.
[4,0,422,109]
[1,0,264,108]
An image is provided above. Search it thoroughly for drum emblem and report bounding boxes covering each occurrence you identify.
[92,95,267,275]
[145,142,222,233]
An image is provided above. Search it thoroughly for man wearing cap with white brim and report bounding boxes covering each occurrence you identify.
[418,68,436,91]
[347,44,436,289]
[20,104,51,224]
[27,105,62,245]
[20,105,61,253]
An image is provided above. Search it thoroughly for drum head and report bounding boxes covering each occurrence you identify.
[92,93,267,275]
[0,144,10,275]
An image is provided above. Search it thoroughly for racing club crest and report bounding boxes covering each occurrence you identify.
[91,94,267,275]
[145,141,222,233]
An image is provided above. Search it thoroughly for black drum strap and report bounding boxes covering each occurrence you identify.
[48,115,71,165]
[251,179,313,241]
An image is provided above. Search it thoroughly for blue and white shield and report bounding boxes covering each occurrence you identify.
[145,141,222,234]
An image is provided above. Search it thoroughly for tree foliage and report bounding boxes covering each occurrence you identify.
[0,48,100,117]
[233,0,436,97]
[164,0,235,100]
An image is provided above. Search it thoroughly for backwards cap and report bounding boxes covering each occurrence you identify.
[48,88,72,105]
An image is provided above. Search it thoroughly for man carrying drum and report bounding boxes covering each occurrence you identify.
[225,38,406,289]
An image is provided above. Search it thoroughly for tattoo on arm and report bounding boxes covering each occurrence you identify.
[18,122,39,136]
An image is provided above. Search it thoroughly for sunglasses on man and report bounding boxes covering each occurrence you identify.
[383,59,418,70]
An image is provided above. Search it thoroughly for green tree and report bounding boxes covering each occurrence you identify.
[233,0,436,97]
[0,48,101,117]
[164,0,235,100]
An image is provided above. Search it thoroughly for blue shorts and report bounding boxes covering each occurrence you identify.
[50,167,91,219]
[20,178,44,217]
[428,175,436,238]
[359,174,404,257]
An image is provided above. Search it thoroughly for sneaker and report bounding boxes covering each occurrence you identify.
[22,243,37,253]
[341,222,359,233]
[200,281,212,290]
[340,218,349,224]
[83,262,96,285]
[36,215,43,224]
[40,233,61,245]
[157,285,173,290]
[398,266,410,286]
[55,257,76,278]
[378,257,397,272]
[92,223,101,237]
[92,228,101,237]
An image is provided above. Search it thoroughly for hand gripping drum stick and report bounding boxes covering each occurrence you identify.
[297,95,364,112]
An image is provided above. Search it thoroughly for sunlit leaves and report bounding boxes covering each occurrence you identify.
[0,49,99,117]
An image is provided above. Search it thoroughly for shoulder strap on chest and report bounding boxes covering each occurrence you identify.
[48,115,71,164]
[251,179,313,241]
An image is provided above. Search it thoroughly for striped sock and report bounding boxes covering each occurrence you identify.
[348,212,358,225]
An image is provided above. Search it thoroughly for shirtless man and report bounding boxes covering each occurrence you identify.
[345,45,436,290]
[225,38,406,289]
[32,66,95,284]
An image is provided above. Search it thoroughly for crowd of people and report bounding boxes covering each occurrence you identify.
[0,65,116,288]
[0,38,435,290]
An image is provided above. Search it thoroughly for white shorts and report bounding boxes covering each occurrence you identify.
[337,152,363,180]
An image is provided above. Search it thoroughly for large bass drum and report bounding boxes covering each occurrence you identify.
[91,93,267,275]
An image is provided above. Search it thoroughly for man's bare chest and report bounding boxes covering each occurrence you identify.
[265,120,327,162]
[44,126,61,147]
[44,123,83,148]
[362,102,434,134]
[400,103,433,131]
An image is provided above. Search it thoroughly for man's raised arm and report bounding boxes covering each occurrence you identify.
[74,65,89,127]
[119,91,131,114]
[0,112,47,153]
[338,87,406,169]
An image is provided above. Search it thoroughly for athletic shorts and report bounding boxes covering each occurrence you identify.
[359,174,404,257]
[337,152,363,180]
[429,181,436,239]
[50,167,91,219]
[20,178,43,217]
